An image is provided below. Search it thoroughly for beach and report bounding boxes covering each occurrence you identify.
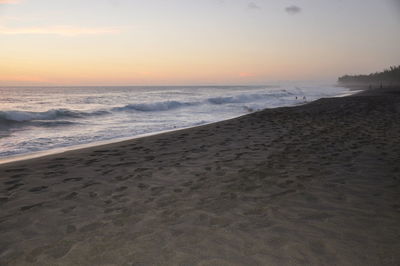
[1,88,400,265]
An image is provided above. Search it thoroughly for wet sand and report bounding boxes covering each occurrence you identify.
[1,88,400,265]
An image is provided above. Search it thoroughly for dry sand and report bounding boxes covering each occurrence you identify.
[1,88,400,265]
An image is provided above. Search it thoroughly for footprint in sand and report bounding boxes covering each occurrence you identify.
[115,186,128,192]
[45,240,75,259]
[29,186,48,192]
[137,183,148,190]
[82,181,101,188]
[4,179,21,185]
[0,197,9,204]
[7,183,24,191]
[5,168,27,173]
[64,192,78,200]
[63,177,83,183]
[47,164,64,169]
[20,202,43,211]
[89,192,97,198]
[66,224,76,234]
[61,205,76,214]
[114,175,131,181]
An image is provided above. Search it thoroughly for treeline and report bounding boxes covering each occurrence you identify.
[338,65,400,86]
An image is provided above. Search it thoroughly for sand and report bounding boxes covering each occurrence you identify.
[1,88,400,265]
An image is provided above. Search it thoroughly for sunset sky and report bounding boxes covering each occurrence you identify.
[1,0,399,86]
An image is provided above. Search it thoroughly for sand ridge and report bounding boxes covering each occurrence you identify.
[1,91,400,265]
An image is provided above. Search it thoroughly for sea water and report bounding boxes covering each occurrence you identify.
[0,85,350,160]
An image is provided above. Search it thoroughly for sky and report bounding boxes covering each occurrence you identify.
[0,0,399,86]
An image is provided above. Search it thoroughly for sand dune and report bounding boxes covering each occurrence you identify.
[1,89,400,265]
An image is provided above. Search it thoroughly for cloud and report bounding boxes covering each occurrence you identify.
[392,0,400,10]
[0,25,121,36]
[248,2,261,10]
[285,5,301,15]
[0,0,21,4]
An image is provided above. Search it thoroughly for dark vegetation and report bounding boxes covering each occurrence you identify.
[338,65,400,87]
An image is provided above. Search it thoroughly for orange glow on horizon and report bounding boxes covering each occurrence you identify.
[1,0,399,86]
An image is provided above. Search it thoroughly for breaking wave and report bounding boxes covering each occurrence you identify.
[0,91,291,130]
[113,92,289,112]
[111,100,198,112]
[0,109,108,123]
[208,93,270,104]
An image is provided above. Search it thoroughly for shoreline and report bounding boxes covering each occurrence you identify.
[0,86,355,166]
[0,115,249,166]
[1,86,399,265]
[0,125,211,166]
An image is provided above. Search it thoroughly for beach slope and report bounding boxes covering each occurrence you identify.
[1,89,400,265]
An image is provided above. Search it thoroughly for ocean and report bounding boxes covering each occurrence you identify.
[0,85,350,160]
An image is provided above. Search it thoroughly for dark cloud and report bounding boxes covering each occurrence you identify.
[393,0,400,10]
[248,2,261,10]
[285,5,301,15]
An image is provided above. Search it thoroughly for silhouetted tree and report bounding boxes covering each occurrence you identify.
[338,65,400,87]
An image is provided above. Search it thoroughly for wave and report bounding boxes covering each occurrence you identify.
[112,100,199,112]
[112,92,290,112]
[207,92,288,105]
[0,91,291,129]
[0,109,109,123]
[32,120,79,127]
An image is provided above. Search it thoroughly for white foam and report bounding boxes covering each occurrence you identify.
[0,85,350,159]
